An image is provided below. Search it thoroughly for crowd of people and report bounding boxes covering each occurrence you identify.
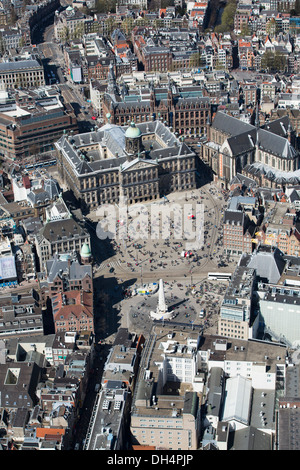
[97,184,230,276]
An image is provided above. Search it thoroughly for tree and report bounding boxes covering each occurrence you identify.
[273,51,287,72]
[239,24,251,36]
[29,143,40,162]
[121,17,134,36]
[61,26,70,43]
[81,6,92,15]
[153,18,164,30]
[215,0,237,32]
[215,23,229,33]
[72,23,84,40]
[105,17,117,36]
[95,0,117,13]
[295,0,300,14]
[0,36,5,55]
[190,51,206,68]
[260,50,274,71]
[261,50,287,72]
[9,6,18,25]
[266,18,279,37]
[215,58,225,70]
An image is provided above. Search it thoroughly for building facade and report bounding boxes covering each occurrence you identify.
[130,325,201,450]
[0,290,43,337]
[55,119,197,210]
[35,218,90,269]
[0,60,45,89]
[258,283,300,348]
[203,110,300,188]
[0,89,77,160]
[51,290,94,334]
[223,195,260,256]
[218,266,256,341]
[102,69,211,137]
[54,6,91,42]
[39,253,93,307]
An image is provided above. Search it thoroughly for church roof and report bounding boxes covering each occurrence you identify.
[245,162,300,185]
[258,128,297,160]
[211,111,254,137]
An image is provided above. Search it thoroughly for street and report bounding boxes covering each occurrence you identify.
[38,24,98,131]
[34,20,234,346]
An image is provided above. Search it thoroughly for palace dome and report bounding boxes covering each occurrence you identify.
[125,121,141,139]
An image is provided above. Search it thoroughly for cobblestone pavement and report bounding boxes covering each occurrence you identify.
[89,183,236,279]
[88,182,237,340]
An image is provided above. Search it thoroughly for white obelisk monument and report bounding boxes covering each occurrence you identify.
[150,279,172,320]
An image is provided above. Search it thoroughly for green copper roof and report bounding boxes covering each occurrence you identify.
[81,243,91,257]
[125,121,141,139]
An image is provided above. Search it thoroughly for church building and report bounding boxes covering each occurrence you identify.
[203,110,300,188]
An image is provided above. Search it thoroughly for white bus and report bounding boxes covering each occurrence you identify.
[208,272,232,281]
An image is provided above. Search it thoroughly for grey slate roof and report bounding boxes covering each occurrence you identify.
[231,426,272,450]
[261,115,290,137]
[44,178,60,200]
[289,189,300,203]
[211,111,254,137]
[230,172,257,188]
[227,128,256,155]
[55,119,191,176]
[40,218,88,243]
[257,128,297,160]
[22,217,43,235]
[0,362,40,409]
[207,367,224,418]
[243,246,286,284]
[46,255,92,283]
[224,210,245,225]
[0,60,42,71]
[245,162,300,184]
[27,190,50,205]
[215,111,297,161]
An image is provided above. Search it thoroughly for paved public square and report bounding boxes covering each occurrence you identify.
[88,182,236,342]
[118,277,228,336]
[89,182,235,280]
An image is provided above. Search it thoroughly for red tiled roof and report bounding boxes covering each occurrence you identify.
[132,445,156,450]
[52,290,93,321]
[22,175,31,189]
[36,428,65,438]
